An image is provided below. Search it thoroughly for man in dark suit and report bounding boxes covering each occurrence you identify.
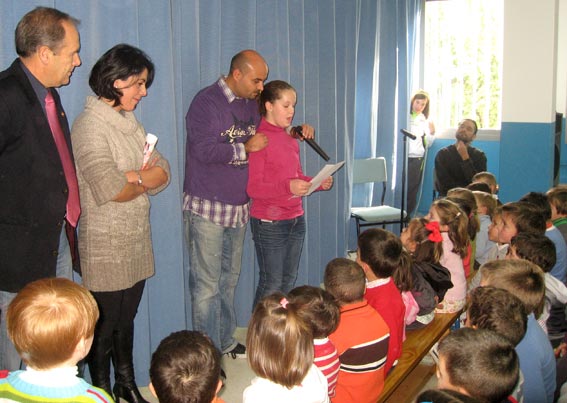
[0,7,82,370]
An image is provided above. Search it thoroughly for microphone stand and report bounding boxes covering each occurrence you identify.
[400,129,416,231]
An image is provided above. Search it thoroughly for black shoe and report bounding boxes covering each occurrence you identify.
[113,382,149,403]
[225,343,246,359]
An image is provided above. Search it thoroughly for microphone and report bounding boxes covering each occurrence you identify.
[400,129,417,140]
[290,126,330,161]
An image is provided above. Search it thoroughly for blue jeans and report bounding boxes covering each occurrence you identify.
[0,226,72,370]
[184,211,245,353]
[251,215,306,307]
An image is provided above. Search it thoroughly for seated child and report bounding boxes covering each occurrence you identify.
[547,186,567,242]
[426,199,469,313]
[400,218,453,329]
[472,171,500,199]
[243,292,329,403]
[486,206,508,261]
[446,187,480,277]
[0,278,113,403]
[466,286,528,402]
[324,258,390,403]
[472,190,497,266]
[356,228,406,373]
[470,202,548,290]
[149,330,225,403]
[289,285,340,398]
[508,232,567,338]
[480,259,556,403]
[436,328,519,403]
[519,192,567,283]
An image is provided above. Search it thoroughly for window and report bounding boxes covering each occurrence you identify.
[422,0,503,130]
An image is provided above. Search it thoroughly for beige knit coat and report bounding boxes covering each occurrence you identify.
[71,96,170,292]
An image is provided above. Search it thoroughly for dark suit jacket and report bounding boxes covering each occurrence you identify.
[0,59,73,292]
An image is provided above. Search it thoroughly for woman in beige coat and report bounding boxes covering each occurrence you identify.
[71,44,170,403]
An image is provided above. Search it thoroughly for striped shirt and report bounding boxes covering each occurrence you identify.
[313,338,340,397]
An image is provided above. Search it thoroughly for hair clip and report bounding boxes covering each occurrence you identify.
[280,298,289,309]
[425,221,443,243]
[455,212,461,218]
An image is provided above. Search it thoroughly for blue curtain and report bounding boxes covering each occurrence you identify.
[0,0,422,384]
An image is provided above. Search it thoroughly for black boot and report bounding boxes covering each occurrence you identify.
[87,334,113,397]
[111,327,149,403]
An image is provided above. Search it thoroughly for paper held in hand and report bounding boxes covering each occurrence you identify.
[141,133,158,170]
[306,161,345,196]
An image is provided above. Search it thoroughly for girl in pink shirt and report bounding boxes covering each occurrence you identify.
[426,199,469,313]
[247,81,333,307]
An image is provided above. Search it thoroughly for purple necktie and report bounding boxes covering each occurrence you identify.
[45,90,81,227]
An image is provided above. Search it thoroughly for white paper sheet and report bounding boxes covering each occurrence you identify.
[306,161,345,196]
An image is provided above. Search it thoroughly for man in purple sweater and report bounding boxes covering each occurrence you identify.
[183,50,268,359]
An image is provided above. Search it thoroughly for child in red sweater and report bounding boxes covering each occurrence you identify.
[357,228,406,374]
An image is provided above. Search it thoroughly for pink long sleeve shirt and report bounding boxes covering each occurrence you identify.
[247,119,311,220]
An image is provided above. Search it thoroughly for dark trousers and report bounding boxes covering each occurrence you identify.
[407,157,424,216]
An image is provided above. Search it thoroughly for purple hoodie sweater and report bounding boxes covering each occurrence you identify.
[184,80,260,205]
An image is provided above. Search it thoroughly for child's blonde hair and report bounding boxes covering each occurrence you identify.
[480,259,545,316]
[7,278,99,370]
[431,199,469,258]
[473,190,497,217]
[446,188,479,241]
[472,171,498,193]
[247,293,314,389]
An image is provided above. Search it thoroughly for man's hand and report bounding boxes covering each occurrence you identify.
[456,140,470,161]
[245,132,268,153]
[290,179,311,196]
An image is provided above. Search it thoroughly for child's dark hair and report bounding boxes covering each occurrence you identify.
[467,182,491,194]
[247,292,313,389]
[358,228,408,279]
[405,218,444,264]
[324,258,366,305]
[446,187,479,241]
[150,330,221,403]
[431,199,469,258]
[259,80,295,116]
[438,328,519,403]
[518,191,552,221]
[547,186,567,215]
[288,285,340,338]
[501,202,546,235]
[416,389,481,403]
[510,233,556,273]
[466,286,527,346]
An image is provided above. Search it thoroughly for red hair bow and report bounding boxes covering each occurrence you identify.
[425,221,443,243]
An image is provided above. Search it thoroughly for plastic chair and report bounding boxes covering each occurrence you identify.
[350,157,407,237]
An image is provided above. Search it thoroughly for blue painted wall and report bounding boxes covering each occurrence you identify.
[499,121,555,202]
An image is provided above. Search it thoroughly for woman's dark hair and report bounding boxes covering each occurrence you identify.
[259,80,295,116]
[89,43,155,107]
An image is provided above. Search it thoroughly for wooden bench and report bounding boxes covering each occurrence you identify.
[377,310,462,402]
